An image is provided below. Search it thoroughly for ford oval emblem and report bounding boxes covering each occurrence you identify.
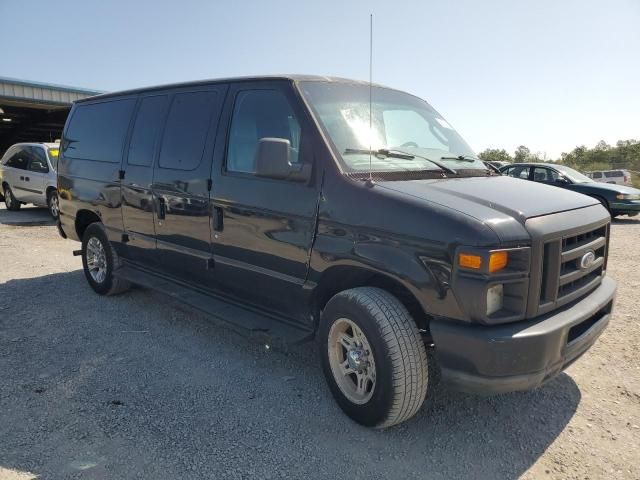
[580,251,596,270]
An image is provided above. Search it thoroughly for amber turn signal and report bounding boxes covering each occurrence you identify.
[488,251,508,273]
[459,251,508,272]
[459,253,482,270]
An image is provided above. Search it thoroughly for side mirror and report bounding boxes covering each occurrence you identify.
[254,138,309,181]
[555,176,569,185]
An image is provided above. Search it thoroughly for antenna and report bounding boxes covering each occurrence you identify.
[368,13,374,185]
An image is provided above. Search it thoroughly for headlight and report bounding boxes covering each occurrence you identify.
[486,284,504,316]
[616,193,640,200]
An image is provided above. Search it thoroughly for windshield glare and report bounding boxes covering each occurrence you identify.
[554,164,592,183]
[299,82,484,173]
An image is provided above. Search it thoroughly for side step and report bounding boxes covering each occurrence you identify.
[114,265,314,351]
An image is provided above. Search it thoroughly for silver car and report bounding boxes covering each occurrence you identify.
[0,142,60,218]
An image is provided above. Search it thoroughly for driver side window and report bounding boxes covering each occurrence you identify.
[531,167,559,184]
[27,147,49,173]
[226,90,301,174]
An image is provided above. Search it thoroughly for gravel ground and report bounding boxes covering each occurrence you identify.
[1,205,639,480]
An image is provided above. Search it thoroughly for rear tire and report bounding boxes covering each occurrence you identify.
[81,223,131,296]
[3,186,21,211]
[319,287,429,429]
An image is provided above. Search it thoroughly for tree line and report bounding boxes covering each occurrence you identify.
[478,139,640,175]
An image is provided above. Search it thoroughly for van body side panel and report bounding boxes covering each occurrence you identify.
[120,94,170,267]
[58,97,137,243]
[306,169,502,322]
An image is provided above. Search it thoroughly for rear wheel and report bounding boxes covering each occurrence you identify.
[81,223,131,296]
[319,287,429,429]
[3,186,21,211]
[47,189,59,219]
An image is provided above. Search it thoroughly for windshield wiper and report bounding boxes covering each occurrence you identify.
[440,154,480,163]
[344,148,457,175]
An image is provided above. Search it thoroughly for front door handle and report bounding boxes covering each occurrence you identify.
[213,206,224,231]
[25,177,30,182]
[20,176,24,181]
[158,198,166,220]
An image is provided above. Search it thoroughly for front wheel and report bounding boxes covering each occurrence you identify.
[319,287,429,429]
[3,186,21,211]
[81,223,131,296]
[47,189,59,219]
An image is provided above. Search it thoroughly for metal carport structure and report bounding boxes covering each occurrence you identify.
[0,76,102,155]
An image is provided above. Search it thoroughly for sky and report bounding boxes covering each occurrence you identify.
[2,0,638,158]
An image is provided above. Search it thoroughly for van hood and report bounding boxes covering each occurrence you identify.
[377,175,600,237]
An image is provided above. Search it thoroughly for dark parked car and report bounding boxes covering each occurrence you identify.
[57,75,616,428]
[500,163,640,217]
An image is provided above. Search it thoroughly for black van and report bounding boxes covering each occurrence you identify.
[57,75,616,428]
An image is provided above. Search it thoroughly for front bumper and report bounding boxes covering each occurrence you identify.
[610,200,640,215]
[431,276,616,394]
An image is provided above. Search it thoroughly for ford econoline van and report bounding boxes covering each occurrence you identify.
[57,76,616,428]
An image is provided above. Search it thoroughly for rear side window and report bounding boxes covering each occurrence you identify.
[4,147,29,169]
[506,166,530,179]
[63,99,136,163]
[128,95,168,167]
[226,90,301,174]
[158,91,218,171]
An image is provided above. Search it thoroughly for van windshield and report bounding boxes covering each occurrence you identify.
[299,81,485,174]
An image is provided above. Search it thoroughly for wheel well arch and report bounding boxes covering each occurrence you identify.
[589,194,610,211]
[46,185,57,196]
[75,209,102,240]
[313,266,429,331]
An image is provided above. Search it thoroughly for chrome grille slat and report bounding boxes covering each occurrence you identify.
[559,257,604,286]
[561,236,606,262]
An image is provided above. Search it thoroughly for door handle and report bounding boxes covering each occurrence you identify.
[25,177,30,182]
[213,206,224,231]
[20,176,24,181]
[158,198,166,220]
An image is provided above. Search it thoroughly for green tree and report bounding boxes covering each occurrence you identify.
[514,145,530,163]
[478,148,513,164]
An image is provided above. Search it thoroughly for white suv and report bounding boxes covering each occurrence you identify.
[0,142,60,218]
[588,169,632,186]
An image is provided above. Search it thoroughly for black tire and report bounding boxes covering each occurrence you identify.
[319,287,429,429]
[47,189,59,219]
[3,185,21,211]
[81,223,131,296]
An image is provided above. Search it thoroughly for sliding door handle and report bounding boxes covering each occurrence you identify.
[158,198,166,220]
[213,206,224,231]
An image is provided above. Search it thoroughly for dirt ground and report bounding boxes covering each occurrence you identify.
[0,204,639,479]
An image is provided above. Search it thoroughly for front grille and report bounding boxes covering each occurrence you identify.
[538,223,608,313]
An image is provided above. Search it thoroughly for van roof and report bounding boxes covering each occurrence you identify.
[75,75,385,104]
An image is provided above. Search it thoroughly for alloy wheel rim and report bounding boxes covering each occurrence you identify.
[50,194,59,217]
[328,318,376,404]
[5,189,12,208]
[86,237,107,283]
